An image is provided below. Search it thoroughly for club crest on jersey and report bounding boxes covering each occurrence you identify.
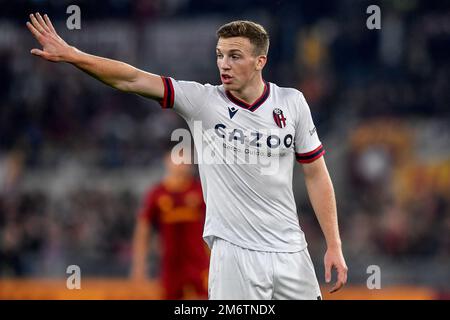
[273,108,287,128]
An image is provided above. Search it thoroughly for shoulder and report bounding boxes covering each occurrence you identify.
[269,82,305,103]
[270,82,308,114]
[188,178,203,192]
[145,183,165,200]
[170,78,221,104]
[171,78,219,92]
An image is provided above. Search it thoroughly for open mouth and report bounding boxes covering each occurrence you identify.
[221,74,233,83]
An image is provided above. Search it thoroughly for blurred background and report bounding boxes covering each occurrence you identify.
[0,0,449,299]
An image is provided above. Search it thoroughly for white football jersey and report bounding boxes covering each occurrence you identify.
[159,77,325,252]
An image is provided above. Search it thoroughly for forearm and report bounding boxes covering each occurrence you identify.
[132,242,148,275]
[302,158,347,291]
[304,163,342,248]
[66,47,141,92]
[131,220,150,278]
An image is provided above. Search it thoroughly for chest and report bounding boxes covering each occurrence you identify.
[198,96,296,154]
[155,190,203,224]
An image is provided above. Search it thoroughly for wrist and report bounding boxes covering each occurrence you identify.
[326,240,342,250]
[64,46,80,63]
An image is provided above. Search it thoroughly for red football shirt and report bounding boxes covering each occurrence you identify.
[139,178,209,279]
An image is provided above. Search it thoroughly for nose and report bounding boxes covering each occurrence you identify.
[219,56,231,70]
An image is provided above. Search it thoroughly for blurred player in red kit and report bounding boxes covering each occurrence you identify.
[131,150,209,299]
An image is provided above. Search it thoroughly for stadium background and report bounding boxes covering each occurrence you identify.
[0,0,449,299]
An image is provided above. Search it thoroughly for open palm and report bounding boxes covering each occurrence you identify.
[26,13,72,62]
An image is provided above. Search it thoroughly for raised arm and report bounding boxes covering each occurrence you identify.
[302,157,348,293]
[26,12,164,99]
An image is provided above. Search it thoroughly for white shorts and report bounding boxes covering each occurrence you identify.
[208,237,322,300]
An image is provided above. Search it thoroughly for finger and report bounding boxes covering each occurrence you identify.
[339,264,348,283]
[342,268,348,285]
[44,14,57,33]
[30,48,47,58]
[26,22,43,41]
[36,13,50,32]
[337,267,347,285]
[30,48,44,56]
[329,280,344,294]
[30,13,45,34]
[324,262,331,283]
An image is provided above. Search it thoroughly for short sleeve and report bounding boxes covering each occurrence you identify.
[294,93,325,163]
[159,76,210,120]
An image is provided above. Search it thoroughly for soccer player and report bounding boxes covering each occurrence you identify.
[27,13,348,299]
[131,150,209,299]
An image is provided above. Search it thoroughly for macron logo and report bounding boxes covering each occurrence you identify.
[228,106,238,119]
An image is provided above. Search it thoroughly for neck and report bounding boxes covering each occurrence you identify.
[163,174,191,192]
[229,75,265,105]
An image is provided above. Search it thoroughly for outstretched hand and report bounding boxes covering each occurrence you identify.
[26,13,73,62]
[324,246,348,293]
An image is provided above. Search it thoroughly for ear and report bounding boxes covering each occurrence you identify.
[255,55,267,71]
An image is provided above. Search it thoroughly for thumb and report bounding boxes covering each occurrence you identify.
[30,48,46,57]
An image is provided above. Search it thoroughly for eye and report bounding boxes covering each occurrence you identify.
[216,53,223,59]
[231,55,240,60]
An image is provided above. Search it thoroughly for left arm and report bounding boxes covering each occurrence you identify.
[302,157,348,293]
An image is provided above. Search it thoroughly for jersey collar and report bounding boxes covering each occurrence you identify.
[225,81,270,112]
